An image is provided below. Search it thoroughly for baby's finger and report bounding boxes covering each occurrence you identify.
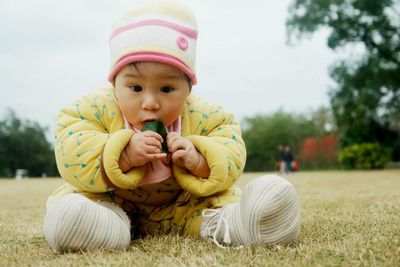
[166,132,181,145]
[145,144,163,154]
[142,131,164,142]
[144,137,162,149]
[171,149,186,163]
[169,139,188,153]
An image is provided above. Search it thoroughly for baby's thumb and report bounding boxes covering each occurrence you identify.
[172,149,185,163]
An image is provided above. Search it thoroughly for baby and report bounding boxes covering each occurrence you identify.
[43,0,300,252]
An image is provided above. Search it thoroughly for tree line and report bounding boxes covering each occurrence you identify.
[242,108,340,171]
[0,109,58,178]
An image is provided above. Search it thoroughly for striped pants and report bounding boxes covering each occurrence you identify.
[201,175,300,246]
[43,194,131,252]
[44,175,300,251]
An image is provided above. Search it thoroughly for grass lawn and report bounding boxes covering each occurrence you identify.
[0,170,399,266]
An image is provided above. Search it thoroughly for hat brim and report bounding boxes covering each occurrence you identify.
[108,52,197,85]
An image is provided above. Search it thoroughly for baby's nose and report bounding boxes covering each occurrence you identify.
[142,94,160,110]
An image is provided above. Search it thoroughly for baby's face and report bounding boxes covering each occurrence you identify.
[114,62,191,129]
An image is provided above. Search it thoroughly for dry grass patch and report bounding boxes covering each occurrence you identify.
[0,170,399,266]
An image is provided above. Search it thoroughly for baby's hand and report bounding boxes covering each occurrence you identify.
[167,133,210,177]
[124,131,167,167]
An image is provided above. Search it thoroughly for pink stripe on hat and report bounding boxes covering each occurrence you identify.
[109,19,198,42]
[108,52,197,84]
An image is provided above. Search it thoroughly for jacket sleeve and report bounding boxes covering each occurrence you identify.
[173,99,246,197]
[55,92,144,193]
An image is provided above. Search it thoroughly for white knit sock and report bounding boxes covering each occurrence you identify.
[201,175,300,247]
[43,194,131,252]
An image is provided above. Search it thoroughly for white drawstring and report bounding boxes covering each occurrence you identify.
[201,209,231,249]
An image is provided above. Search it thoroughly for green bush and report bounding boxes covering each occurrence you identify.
[338,143,392,170]
[0,109,58,177]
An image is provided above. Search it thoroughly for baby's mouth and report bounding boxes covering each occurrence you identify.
[142,119,157,124]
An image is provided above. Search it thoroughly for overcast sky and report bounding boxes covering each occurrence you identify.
[0,0,338,139]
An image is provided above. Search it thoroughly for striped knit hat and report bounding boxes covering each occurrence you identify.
[108,0,198,84]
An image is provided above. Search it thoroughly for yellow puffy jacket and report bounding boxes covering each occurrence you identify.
[53,88,246,198]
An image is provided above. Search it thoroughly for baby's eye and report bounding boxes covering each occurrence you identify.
[130,85,142,92]
[160,86,174,93]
